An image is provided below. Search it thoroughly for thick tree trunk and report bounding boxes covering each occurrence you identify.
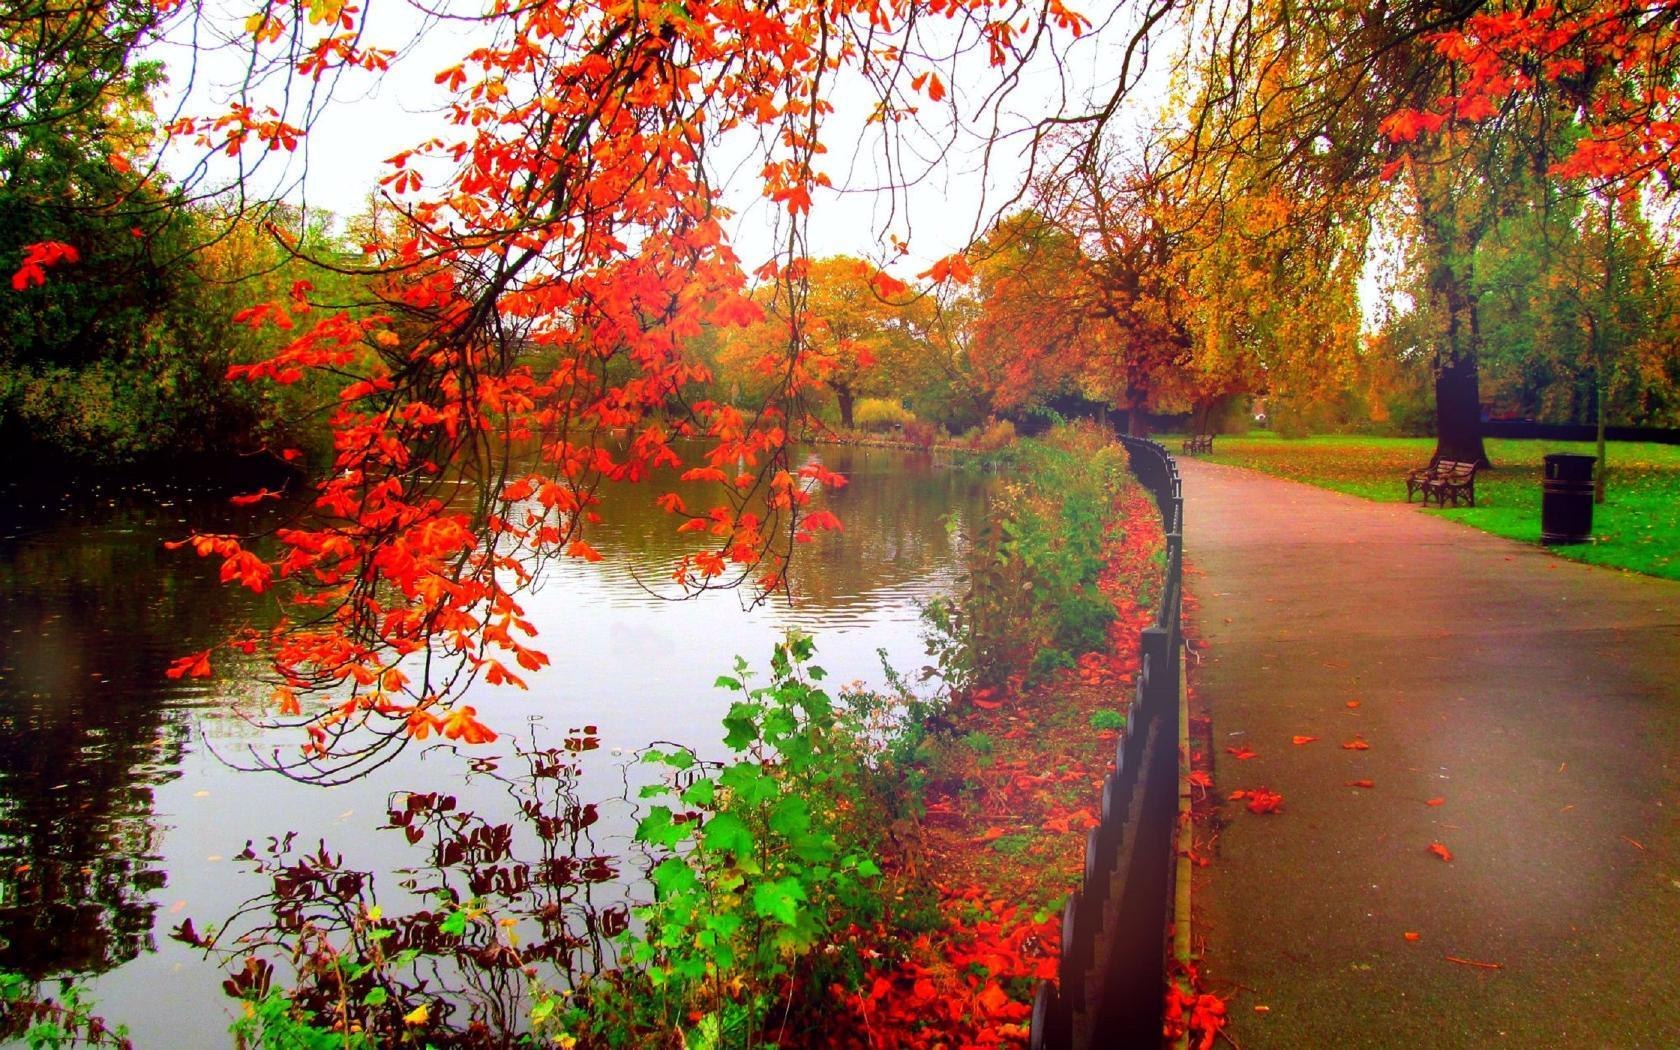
[1434,349,1487,465]
[834,385,855,429]
[1126,389,1149,437]
[1418,174,1490,468]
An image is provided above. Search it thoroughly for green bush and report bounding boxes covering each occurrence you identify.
[853,397,915,432]
[927,423,1122,690]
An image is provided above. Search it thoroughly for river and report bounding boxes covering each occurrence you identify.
[0,444,994,1047]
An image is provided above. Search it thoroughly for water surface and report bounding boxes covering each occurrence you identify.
[0,445,992,1046]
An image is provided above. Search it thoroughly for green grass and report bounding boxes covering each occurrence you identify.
[1187,432,1680,580]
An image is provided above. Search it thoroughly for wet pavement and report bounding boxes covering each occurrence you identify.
[1180,457,1680,1049]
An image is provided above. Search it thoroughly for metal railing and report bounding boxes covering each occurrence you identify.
[1031,437,1183,1049]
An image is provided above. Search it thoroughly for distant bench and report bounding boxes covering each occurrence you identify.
[1405,458,1479,507]
[1182,434,1214,455]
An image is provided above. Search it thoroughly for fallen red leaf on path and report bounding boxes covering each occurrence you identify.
[1428,842,1453,862]
[1225,745,1257,760]
[1291,735,1318,745]
[971,698,1003,710]
[1426,797,1445,806]
[1346,779,1375,788]
[1444,955,1503,970]
[1404,932,1421,942]
[1345,700,1361,709]
[1342,738,1371,750]
[1241,788,1284,814]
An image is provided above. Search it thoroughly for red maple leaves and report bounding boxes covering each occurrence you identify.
[1228,787,1284,814]
[10,241,79,290]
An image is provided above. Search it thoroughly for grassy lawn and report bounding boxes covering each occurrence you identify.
[1185,432,1680,580]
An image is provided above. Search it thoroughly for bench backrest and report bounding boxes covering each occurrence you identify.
[1437,460,1476,479]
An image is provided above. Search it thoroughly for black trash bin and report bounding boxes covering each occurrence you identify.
[1541,453,1596,544]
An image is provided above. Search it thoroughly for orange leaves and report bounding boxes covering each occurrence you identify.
[481,659,527,690]
[1228,787,1283,814]
[1345,700,1361,709]
[1346,779,1375,789]
[565,539,603,562]
[273,687,302,717]
[220,549,275,593]
[229,488,283,506]
[1291,734,1318,745]
[917,253,973,285]
[1426,797,1445,807]
[773,185,813,216]
[1341,737,1370,750]
[869,269,910,300]
[1428,842,1454,862]
[1164,982,1228,1050]
[1224,744,1256,760]
[1404,931,1421,942]
[440,705,497,744]
[1042,808,1098,834]
[10,241,79,290]
[165,650,214,680]
[1378,108,1447,143]
[795,508,843,543]
[909,71,946,103]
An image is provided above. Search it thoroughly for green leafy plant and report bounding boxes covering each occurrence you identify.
[609,635,889,1047]
[0,971,131,1049]
[926,425,1123,690]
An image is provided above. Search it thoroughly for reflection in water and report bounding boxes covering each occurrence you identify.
[0,446,993,1046]
[0,481,272,980]
[178,727,634,1045]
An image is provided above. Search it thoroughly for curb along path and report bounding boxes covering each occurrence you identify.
[1179,457,1680,1048]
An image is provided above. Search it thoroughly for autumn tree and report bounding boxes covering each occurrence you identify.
[968,151,1195,436]
[1172,0,1537,462]
[715,256,927,429]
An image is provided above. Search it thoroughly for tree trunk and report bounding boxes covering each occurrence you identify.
[1594,396,1607,504]
[1126,388,1149,437]
[1434,349,1487,465]
[835,385,855,429]
[1418,173,1490,468]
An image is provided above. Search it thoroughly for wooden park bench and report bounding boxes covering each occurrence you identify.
[1404,457,1442,502]
[1414,459,1480,507]
[1181,434,1214,455]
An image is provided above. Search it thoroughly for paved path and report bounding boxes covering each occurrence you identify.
[1179,458,1680,1049]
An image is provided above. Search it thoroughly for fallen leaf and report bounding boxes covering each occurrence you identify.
[1428,842,1453,862]
[1426,797,1445,806]
[1342,738,1371,750]
[976,827,1005,843]
[1291,735,1319,745]
[1404,931,1421,942]
[1346,700,1361,709]
[1346,779,1375,789]
[1225,745,1257,760]
[1443,955,1502,970]
[1243,788,1284,814]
